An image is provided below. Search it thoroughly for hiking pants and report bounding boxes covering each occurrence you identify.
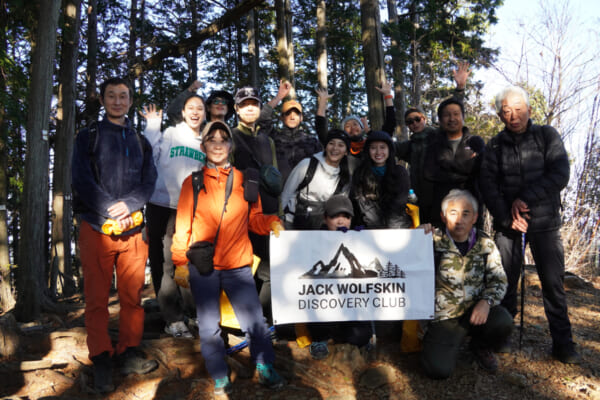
[146,203,195,324]
[188,264,274,380]
[421,305,513,379]
[495,229,573,346]
[79,220,147,359]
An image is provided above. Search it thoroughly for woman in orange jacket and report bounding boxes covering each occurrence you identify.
[171,121,285,395]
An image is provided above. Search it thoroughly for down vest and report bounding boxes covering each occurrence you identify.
[479,121,569,233]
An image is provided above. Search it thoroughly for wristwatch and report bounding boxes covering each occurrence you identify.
[485,298,494,307]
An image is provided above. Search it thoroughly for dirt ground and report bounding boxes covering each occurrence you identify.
[1,267,599,400]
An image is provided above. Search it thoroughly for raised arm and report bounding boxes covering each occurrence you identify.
[315,87,333,145]
[375,80,397,134]
[166,80,203,124]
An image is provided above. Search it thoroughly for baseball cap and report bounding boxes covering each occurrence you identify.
[234,86,261,105]
[324,195,354,217]
[282,100,302,114]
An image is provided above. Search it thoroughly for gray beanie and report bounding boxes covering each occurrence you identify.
[340,115,364,131]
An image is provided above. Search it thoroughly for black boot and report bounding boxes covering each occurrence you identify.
[91,351,114,393]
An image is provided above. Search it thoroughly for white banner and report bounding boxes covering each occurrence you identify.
[270,229,435,325]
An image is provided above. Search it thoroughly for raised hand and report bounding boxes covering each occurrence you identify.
[453,61,471,90]
[139,104,163,122]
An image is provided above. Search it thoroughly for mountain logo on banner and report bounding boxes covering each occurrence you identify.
[301,243,406,279]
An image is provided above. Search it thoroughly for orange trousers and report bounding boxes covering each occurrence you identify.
[79,220,147,359]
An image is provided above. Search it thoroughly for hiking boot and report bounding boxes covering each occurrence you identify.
[116,347,159,375]
[552,343,582,364]
[472,347,499,372]
[309,341,329,360]
[494,336,512,354]
[256,362,286,390]
[91,351,114,393]
[165,320,193,339]
[214,376,233,395]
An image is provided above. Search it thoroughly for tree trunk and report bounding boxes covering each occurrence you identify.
[127,0,138,125]
[409,1,421,107]
[284,0,295,90]
[247,9,258,88]
[274,0,291,84]
[316,0,327,90]
[16,0,61,321]
[0,0,16,312]
[84,0,99,123]
[51,0,82,298]
[386,0,407,140]
[189,0,198,82]
[359,0,385,130]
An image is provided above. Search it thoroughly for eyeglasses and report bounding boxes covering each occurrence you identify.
[405,116,422,125]
[211,99,228,105]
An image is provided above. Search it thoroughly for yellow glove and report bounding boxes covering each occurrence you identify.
[101,210,144,235]
[270,220,284,238]
[174,265,190,288]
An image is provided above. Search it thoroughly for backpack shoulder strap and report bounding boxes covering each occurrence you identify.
[297,156,319,192]
[191,170,204,219]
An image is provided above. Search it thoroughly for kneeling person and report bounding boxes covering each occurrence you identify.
[421,189,512,379]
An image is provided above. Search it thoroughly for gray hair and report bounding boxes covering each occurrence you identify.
[441,189,478,216]
[494,85,530,112]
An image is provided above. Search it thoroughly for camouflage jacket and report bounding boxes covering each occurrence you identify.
[433,229,507,321]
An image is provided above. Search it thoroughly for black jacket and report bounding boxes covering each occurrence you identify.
[351,162,411,229]
[479,121,569,233]
[268,125,323,183]
[422,127,483,226]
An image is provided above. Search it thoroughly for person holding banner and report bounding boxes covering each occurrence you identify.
[421,189,512,379]
[350,130,412,229]
[171,121,286,395]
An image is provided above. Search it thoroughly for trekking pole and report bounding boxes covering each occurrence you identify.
[519,232,526,350]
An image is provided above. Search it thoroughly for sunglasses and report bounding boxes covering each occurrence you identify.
[211,99,228,105]
[405,116,422,125]
[283,109,301,116]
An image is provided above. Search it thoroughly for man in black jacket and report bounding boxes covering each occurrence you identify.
[418,97,485,227]
[266,98,322,183]
[479,85,580,364]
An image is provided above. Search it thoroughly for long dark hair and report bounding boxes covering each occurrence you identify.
[352,136,408,209]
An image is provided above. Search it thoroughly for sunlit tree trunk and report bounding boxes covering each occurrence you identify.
[0,0,15,311]
[50,0,82,298]
[275,0,293,90]
[16,0,61,321]
[316,0,327,90]
[360,0,385,130]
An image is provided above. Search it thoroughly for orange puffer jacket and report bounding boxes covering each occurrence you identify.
[171,166,280,269]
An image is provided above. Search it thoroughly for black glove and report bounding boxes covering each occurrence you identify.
[466,136,485,154]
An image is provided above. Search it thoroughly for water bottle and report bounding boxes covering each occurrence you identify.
[406,189,420,227]
[407,189,418,204]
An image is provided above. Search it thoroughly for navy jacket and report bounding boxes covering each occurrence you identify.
[71,117,157,234]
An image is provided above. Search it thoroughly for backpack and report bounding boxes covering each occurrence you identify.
[72,121,145,214]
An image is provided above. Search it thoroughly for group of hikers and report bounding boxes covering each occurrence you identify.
[71,62,580,395]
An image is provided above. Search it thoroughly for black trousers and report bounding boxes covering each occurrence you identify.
[495,229,573,346]
[146,203,195,324]
[421,305,513,379]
